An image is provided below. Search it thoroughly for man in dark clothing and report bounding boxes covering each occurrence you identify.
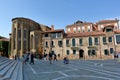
[54,54,57,61]
[49,52,52,64]
[63,57,69,64]
[29,53,34,64]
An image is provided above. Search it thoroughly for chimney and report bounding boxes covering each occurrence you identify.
[51,25,54,31]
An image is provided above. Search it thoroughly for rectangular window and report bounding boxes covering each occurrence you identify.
[66,50,69,55]
[66,40,69,44]
[45,34,48,37]
[89,37,92,46]
[66,40,69,47]
[88,50,96,56]
[110,48,113,54]
[82,30,84,32]
[106,28,113,32]
[58,41,62,47]
[108,37,112,42]
[73,50,76,55]
[88,29,90,32]
[79,39,83,46]
[51,51,54,55]
[95,38,99,45]
[116,35,120,44]
[57,33,62,37]
[103,37,106,43]
[46,42,48,47]
[51,41,54,47]
[51,33,56,38]
[104,49,109,55]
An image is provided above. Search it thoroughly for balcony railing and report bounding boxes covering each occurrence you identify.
[88,46,98,50]
[66,44,71,47]
[103,42,108,45]
[71,46,79,50]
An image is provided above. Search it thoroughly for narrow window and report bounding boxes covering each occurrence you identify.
[73,50,76,55]
[66,40,69,47]
[104,49,109,55]
[89,37,92,46]
[58,41,62,47]
[72,38,76,46]
[110,48,113,54]
[66,50,70,55]
[95,38,98,45]
[108,37,112,42]
[79,39,83,46]
[103,37,106,43]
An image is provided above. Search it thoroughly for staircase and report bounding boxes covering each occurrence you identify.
[0,57,23,80]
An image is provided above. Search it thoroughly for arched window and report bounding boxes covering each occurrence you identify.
[89,37,92,46]
[72,38,76,46]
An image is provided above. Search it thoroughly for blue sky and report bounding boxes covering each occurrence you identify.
[0,0,120,38]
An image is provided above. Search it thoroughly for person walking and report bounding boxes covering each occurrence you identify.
[29,52,34,64]
[54,53,57,61]
[118,52,120,63]
[63,56,69,64]
[49,52,52,64]
[22,52,27,64]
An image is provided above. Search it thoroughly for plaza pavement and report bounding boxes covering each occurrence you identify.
[23,59,120,80]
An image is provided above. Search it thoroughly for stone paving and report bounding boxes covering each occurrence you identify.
[23,59,120,80]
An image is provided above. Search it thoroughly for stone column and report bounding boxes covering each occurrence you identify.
[33,35,35,52]
[16,23,18,56]
[26,29,28,51]
[11,23,14,57]
[30,34,33,50]
[21,23,24,57]
[30,35,31,50]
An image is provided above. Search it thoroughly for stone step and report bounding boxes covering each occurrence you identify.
[10,61,20,80]
[0,61,18,80]
[0,60,13,71]
[0,59,11,66]
[0,61,16,77]
[17,62,23,80]
[0,58,9,62]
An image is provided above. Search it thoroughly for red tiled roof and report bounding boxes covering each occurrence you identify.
[43,29,64,33]
[65,32,105,38]
[97,20,118,24]
[104,25,114,28]
[0,39,9,41]
[66,22,93,28]
[114,30,120,34]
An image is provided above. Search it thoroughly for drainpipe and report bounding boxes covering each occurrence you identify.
[99,36,102,59]
[113,34,116,57]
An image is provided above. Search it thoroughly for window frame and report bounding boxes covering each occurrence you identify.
[72,38,76,46]
[108,37,112,42]
[88,37,92,46]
